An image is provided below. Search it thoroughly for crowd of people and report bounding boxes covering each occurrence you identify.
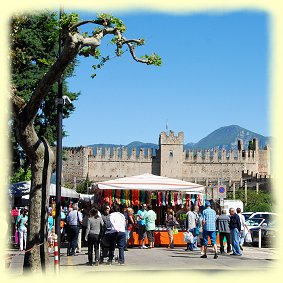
[10,198,249,265]
[174,200,249,259]
[61,201,157,266]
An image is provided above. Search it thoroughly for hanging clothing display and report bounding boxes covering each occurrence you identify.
[125,190,131,207]
[121,189,126,204]
[115,189,121,204]
[185,194,191,207]
[132,190,140,206]
[157,192,162,206]
[140,190,146,204]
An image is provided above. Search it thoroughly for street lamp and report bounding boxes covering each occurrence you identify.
[55,6,64,267]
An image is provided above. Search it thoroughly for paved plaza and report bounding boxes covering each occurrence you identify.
[5,244,280,277]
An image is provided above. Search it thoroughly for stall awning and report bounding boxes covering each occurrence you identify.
[97,173,205,193]
[10,181,79,199]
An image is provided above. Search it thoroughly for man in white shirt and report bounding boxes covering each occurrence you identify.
[185,204,197,251]
[109,204,126,265]
[236,207,249,250]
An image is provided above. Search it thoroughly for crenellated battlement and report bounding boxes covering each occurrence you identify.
[183,147,257,163]
[160,130,184,145]
[88,146,156,162]
[62,131,270,185]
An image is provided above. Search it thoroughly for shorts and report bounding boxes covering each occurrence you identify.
[137,224,147,240]
[203,230,217,246]
[146,230,155,242]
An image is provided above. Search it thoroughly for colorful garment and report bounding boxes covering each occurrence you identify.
[182,193,186,206]
[157,192,162,206]
[162,192,166,206]
[185,194,191,207]
[115,189,121,204]
[140,190,146,204]
[132,190,140,206]
[121,190,126,204]
[177,192,182,205]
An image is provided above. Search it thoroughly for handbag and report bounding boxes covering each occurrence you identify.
[184,231,194,243]
[245,231,252,243]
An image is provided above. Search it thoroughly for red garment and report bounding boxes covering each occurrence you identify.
[116,189,121,204]
[103,190,110,204]
[11,209,19,217]
[132,190,140,206]
[185,194,191,206]
[158,192,162,206]
[173,192,178,206]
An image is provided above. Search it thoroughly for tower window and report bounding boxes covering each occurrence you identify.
[169,150,173,157]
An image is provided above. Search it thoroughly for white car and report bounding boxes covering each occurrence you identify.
[249,212,278,224]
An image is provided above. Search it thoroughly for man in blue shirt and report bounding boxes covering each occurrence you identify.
[200,201,218,259]
[136,203,148,249]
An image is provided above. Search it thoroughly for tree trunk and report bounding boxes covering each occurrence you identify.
[15,119,55,273]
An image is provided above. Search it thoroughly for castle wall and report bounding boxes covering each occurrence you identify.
[62,146,92,184]
[257,146,271,176]
[62,132,270,186]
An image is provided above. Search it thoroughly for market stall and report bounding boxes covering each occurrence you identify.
[97,173,206,246]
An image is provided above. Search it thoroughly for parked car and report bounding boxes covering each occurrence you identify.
[249,212,277,223]
[245,215,278,247]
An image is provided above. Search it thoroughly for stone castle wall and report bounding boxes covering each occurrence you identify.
[62,131,270,186]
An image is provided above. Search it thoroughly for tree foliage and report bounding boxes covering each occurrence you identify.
[227,188,274,212]
[10,11,79,176]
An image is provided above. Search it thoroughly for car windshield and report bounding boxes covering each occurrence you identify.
[242,213,253,220]
[245,218,264,226]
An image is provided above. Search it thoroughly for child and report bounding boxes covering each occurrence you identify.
[48,226,57,255]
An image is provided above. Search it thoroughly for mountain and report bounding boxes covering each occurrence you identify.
[87,125,270,155]
[184,125,270,151]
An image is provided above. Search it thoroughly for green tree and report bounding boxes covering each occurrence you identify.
[10,167,32,183]
[75,176,92,194]
[227,188,273,212]
[10,12,79,177]
[10,11,161,273]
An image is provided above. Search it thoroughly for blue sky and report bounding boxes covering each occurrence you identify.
[63,10,269,146]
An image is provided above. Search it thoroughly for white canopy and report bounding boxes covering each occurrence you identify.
[97,173,205,193]
[10,181,79,199]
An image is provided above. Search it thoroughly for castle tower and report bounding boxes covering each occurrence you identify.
[159,131,184,179]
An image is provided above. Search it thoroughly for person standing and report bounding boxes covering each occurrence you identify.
[185,204,196,251]
[47,212,54,233]
[216,209,231,254]
[144,204,157,248]
[109,204,127,265]
[126,207,136,248]
[200,201,218,259]
[122,204,129,251]
[82,209,89,247]
[137,203,148,249]
[66,203,82,256]
[229,208,242,256]
[85,208,104,266]
[176,206,187,230]
[100,204,113,264]
[192,205,201,250]
[18,209,28,251]
[76,207,83,253]
[165,208,176,249]
[236,207,249,251]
